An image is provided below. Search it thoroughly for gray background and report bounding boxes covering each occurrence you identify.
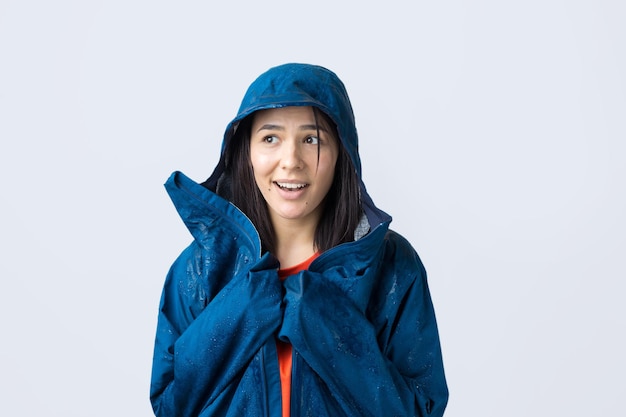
[1,0,624,415]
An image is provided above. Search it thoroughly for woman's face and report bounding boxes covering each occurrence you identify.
[249,106,339,229]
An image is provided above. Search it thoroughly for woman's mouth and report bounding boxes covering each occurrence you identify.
[275,181,309,191]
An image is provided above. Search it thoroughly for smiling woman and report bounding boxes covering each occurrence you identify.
[149,63,449,417]
[249,107,339,265]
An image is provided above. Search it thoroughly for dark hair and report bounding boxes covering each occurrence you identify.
[221,107,362,255]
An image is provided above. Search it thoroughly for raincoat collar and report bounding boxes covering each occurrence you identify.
[165,170,390,275]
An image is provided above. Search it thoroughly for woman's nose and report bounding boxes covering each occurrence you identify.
[280,140,303,169]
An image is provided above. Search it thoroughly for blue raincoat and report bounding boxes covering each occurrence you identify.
[150,63,448,416]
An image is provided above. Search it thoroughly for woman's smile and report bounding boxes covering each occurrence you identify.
[274,181,309,190]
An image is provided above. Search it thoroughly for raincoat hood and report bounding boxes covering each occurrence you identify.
[230,63,360,174]
[202,62,388,229]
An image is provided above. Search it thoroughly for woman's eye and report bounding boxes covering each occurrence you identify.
[263,135,278,144]
[305,136,319,145]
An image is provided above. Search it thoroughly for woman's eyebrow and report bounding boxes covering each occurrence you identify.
[256,124,284,132]
[299,124,329,133]
[255,124,329,133]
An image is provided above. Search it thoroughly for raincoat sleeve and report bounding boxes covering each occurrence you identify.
[150,244,282,417]
[279,231,448,417]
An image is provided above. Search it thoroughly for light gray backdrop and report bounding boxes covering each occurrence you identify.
[1,1,624,415]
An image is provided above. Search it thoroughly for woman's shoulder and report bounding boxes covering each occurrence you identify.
[372,229,430,294]
[366,229,431,327]
[381,229,426,271]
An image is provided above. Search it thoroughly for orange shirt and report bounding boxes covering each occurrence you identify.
[277,252,319,417]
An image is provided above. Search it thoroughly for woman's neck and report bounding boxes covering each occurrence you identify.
[272,218,318,268]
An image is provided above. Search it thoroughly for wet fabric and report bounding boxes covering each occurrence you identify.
[277,252,319,417]
[150,63,449,416]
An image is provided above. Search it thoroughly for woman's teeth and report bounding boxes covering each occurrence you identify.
[276,182,308,190]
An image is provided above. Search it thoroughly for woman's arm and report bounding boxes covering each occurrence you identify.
[150,246,282,417]
[280,234,448,417]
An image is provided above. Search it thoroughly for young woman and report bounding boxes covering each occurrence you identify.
[150,63,449,417]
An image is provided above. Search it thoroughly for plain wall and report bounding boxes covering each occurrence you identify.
[1,1,624,415]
